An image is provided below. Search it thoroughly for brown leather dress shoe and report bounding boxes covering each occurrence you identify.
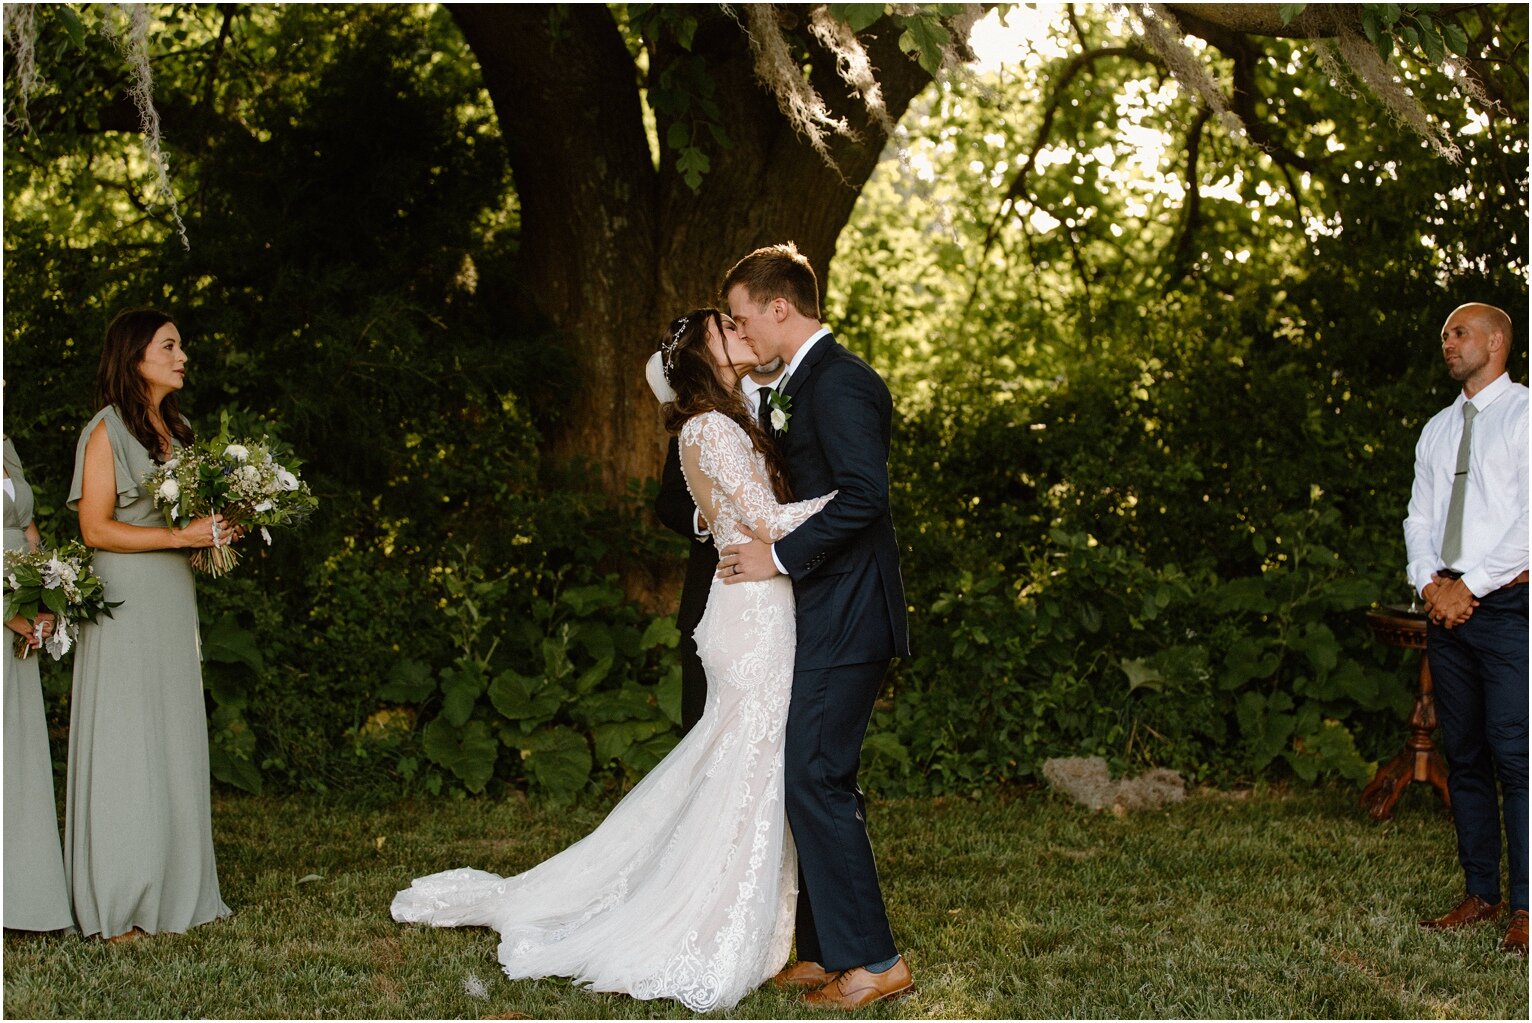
[1501,910,1528,955]
[773,960,832,990]
[1419,894,1503,930]
[803,958,914,1009]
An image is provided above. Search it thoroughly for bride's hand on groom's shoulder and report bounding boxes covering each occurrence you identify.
[717,525,780,584]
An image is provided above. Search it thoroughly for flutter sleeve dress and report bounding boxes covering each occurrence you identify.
[3,436,74,931]
[64,406,229,938]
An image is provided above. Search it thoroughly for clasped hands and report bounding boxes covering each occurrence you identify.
[6,610,55,650]
[174,513,246,549]
[716,523,781,584]
[1422,573,1478,629]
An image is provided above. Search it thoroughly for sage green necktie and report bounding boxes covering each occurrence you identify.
[1440,401,1478,567]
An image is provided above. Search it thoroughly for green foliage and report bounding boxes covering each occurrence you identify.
[4,4,679,801]
[5,3,1527,806]
[829,5,1526,795]
[355,549,678,803]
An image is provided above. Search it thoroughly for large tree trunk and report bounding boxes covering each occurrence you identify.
[450,4,935,495]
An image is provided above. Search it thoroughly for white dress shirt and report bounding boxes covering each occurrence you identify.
[1404,371,1530,597]
[765,327,831,574]
[741,365,787,418]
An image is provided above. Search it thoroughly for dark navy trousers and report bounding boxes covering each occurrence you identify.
[1428,583,1529,913]
[785,659,897,972]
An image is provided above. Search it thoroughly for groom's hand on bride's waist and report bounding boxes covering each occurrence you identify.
[718,528,782,584]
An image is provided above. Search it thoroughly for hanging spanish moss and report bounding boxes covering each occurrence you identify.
[2,4,39,133]
[807,5,893,136]
[4,3,190,247]
[1334,25,1462,163]
[734,4,851,166]
[108,3,190,249]
[1119,4,1246,140]
[1118,2,1466,165]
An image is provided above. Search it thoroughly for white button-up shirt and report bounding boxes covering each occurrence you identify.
[1404,371,1529,597]
[741,365,787,418]
[766,327,830,574]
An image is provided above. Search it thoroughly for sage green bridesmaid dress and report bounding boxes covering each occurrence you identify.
[3,436,74,931]
[65,406,229,938]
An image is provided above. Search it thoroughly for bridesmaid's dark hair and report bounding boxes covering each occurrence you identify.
[660,308,793,503]
[96,307,194,460]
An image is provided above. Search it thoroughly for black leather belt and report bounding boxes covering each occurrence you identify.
[1437,568,1530,589]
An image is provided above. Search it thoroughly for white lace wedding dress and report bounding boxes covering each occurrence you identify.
[392,410,833,1012]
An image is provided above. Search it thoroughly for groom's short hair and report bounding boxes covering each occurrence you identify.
[721,243,821,320]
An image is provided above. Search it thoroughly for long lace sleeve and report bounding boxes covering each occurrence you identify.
[679,412,832,546]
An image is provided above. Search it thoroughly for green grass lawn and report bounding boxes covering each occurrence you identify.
[4,784,1526,1019]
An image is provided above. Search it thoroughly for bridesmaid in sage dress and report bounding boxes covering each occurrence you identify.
[3,434,73,932]
[66,309,239,941]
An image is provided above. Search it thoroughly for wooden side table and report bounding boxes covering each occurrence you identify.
[1360,604,1452,820]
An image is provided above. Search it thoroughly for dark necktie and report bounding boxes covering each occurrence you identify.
[757,385,774,433]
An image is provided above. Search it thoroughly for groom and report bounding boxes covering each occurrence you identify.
[717,243,912,1008]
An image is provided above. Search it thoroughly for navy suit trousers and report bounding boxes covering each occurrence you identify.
[785,659,897,971]
[1428,583,1529,912]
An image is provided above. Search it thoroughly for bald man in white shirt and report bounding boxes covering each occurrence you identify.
[1404,302,1528,955]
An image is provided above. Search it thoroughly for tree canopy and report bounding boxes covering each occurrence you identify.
[2,3,1527,799]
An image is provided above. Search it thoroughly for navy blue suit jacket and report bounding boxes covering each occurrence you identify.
[772,335,910,670]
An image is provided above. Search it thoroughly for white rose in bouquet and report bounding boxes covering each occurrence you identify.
[224,443,250,461]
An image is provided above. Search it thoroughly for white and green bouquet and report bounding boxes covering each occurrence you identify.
[141,416,318,577]
[4,541,119,659]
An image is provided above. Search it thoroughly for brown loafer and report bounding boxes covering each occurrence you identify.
[803,958,914,1009]
[1501,910,1528,955]
[772,960,832,990]
[1419,894,1503,930]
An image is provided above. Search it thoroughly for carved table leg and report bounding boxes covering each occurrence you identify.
[1361,635,1452,820]
[1362,752,1415,820]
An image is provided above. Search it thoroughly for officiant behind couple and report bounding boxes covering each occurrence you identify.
[392,244,911,1012]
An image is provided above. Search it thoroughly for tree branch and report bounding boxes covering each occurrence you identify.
[1163,3,1486,41]
[1164,104,1212,292]
[965,43,1159,310]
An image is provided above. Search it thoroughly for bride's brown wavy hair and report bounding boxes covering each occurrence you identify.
[96,307,195,460]
[659,308,793,504]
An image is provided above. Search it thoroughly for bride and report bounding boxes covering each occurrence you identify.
[391,308,833,1012]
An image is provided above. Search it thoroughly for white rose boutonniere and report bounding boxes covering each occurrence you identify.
[767,385,792,434]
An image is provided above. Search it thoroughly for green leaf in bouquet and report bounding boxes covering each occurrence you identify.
[41,587,67,615]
